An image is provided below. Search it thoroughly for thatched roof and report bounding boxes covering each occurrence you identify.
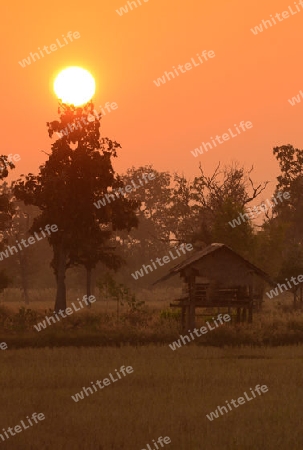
[153,243,275,286]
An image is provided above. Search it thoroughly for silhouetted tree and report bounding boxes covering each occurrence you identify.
[261,144,303,306]
[0,159,16,292]
[14,101,138,311]
[190,162,268,256]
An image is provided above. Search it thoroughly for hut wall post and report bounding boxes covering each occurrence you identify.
[236,308,241,323]
[248,304,253,323]
[248,288,253,323]
[294,289,297,309]
[181,306,186,332]
[188,274,196,329]
[241,308,247,322]
[258,285,265,311]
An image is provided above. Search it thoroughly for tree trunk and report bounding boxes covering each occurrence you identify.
[86,267,92,307]
[19,252,30,305]
[54,246,67,312]
[91,267,96,297]
[116,295,119,322]
[19,214,30,305]
[236,307,241,323]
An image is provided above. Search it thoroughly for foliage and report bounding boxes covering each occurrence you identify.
[189,162,264,256]
[13,101,139,310]
[0,306,39,332]
[98,272,144,311]
[256,144,303,281]
[0,164,17,294]
[160,308,181,321]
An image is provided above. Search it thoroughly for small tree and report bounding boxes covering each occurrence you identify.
[98,272,144,320]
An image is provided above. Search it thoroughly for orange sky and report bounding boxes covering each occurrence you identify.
[1,0,303,200]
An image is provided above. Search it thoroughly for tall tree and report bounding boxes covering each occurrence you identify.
[272,144,303,241]
[9,201,40,304]
[0,159,16,292]
[116,166,172,265]
[14,102,138,311]
[265,144,303,303]
[168,173,196,244]
[190,163,268,256]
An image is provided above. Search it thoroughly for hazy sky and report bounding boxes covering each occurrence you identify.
[2,0,302,199]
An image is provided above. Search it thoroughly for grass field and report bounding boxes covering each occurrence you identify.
[1,345,303,450]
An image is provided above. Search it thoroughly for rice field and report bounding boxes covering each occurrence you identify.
[1,345,303,450]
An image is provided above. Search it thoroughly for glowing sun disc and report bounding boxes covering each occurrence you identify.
[54,67,95,106]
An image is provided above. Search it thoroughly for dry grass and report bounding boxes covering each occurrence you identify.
[0,287,179,313]
[0,345,302,449]
[0,286,302,449]
[1,288,303,348]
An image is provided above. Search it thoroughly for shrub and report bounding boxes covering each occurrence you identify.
[160,309,181,321]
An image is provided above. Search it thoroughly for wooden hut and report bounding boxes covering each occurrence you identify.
[154,243,275,331]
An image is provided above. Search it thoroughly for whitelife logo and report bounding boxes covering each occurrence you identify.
[266,275,303,299]
[18,31,80,68]
[131,244,193,280]
[153,50,215,87]
[33,295,96,331]
[0,412,45,443]
[169,314,231,351]
[94,172,155,209]
[0,153,20,172]
[0,224,58,261]
[190,121,253,157]
[56,102,118,139]
[116,0,149,16]
[228,191,290,228]
[206,385,269,421]
[140,436,171,450]
[71,365,134,402]
[288,89,303,106]
[250,1,303,35]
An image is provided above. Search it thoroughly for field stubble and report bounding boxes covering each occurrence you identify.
[0,346,302,449]
[0,289,302,448]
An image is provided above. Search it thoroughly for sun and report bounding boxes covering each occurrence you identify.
[53,67,95,106]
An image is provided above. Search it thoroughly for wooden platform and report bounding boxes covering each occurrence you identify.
[169,285,259,330]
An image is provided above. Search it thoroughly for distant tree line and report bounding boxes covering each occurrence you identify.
[0,100,302,309]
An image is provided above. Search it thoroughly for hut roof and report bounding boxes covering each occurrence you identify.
[153,243,275,286]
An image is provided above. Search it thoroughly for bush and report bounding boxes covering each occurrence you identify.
[160,309,181,321]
